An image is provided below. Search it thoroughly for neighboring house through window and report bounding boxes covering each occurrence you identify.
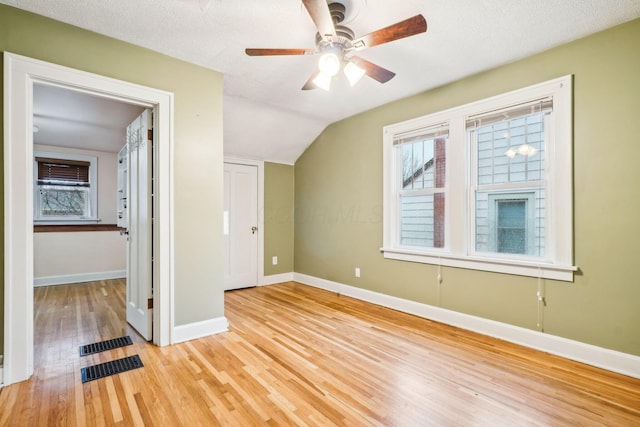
[382,76,575,281]
[487,192,536,255]
[398,125,447,248]
[469,102,549,258]
[34,151,99,223]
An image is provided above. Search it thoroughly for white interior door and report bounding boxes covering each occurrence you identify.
[117,144,129,228]
[125,109,153,340]
[224,163,258,290]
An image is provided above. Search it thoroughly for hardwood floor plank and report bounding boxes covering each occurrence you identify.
[117,368,145,427]
[1,279,639,426]
[105,377,123,423]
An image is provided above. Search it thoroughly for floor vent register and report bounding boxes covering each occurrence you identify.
[81,354,144,383]
[79,336,143,383]
[79,335,133,356]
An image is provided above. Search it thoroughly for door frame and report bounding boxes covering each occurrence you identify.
[224,157,264,286]
[3,52,175,386]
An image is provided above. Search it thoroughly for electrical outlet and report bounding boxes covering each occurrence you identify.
[272,256,278,265]
[355,267,360,278]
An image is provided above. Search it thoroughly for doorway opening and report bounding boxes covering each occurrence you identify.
[32,83,148,372]
[4,52,174,386]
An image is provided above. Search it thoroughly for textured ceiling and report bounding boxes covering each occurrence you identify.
[6,0,640,163]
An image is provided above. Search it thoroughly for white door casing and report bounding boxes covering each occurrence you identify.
[224,162,259,290]
[3,52,174,386]
[125,109,154,340]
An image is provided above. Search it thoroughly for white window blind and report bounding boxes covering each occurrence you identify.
[465,97,553,130]
[393,122,449,146]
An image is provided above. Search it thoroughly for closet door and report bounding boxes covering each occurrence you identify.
[223,162,258,290]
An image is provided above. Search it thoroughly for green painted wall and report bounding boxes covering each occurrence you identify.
[1,4,226,357]
[294,18,640,356]
[0,51,3,357]
[264,162,295,276]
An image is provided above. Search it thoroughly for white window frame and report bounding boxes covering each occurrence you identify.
[382,75,576,281]
[33,150,99,224]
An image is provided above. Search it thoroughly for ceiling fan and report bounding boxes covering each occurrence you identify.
[245,0,427,91]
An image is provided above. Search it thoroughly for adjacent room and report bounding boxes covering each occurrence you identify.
[1,0,640,425]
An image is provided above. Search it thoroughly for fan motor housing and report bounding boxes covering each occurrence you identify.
[329,2,346,23]
[315,2,355,50]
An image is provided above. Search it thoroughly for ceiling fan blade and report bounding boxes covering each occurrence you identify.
[245,48,315,56]
[351,15,427,51]
[350,56,396,83]
[302,0,337,42]
[302,71,320,90]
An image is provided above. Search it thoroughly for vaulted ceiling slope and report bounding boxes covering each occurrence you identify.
[5,0,640,164]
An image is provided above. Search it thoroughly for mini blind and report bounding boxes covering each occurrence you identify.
[393,122,449,146]
[36,157,90,186]
[465,97,553,130]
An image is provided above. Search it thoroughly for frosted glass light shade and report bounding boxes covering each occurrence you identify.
[313,72,333,91]
[318,53,340,77]
[344,61,366,86]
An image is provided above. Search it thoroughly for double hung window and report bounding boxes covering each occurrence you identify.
[396,125,448,249]
[34,152,98,223]
[468,99,551,258]
[383,76,575,281]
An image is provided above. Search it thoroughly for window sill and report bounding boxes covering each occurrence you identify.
[34,218,101,224]
[380,247,576,282]
[34,223,123,233]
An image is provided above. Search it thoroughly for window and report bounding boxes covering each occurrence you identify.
[383,76,575,281]
[397,125,448,248]
[486,193,536,255]
[34,152,98,223]
[469,102,550,259]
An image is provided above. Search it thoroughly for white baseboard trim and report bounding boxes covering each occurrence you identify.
[173,316,229,344]
[261,272,295,286]
[294,273,640,379]
[34,270,126,287]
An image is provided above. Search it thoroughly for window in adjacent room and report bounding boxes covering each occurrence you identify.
[34,152,98,223]
[382,75,575,281]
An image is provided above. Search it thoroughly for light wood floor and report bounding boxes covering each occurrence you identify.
[1,280,639,426]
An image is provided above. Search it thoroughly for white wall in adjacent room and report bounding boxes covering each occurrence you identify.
[34,144,126,285]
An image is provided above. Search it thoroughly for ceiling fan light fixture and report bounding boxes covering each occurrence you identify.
[246,2,427,91]
[317,52,341,77]
[313,71,333,91]
[343,61,366,86]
